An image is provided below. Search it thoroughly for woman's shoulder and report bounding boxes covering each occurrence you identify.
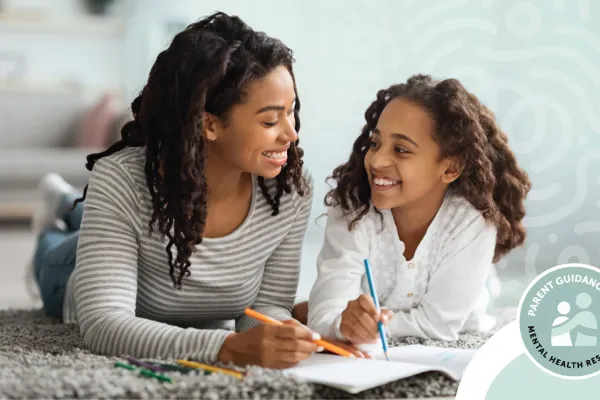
[96,146,145,172]
[90,146,147,196]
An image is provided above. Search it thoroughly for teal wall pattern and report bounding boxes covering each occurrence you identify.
[132,0,600,302]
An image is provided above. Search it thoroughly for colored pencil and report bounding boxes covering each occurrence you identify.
[155,363,198,374]
[126,356,168,373]
[244,308,356,359]
[363,258,390,361]
[114,361,173,383]
[176,360,244,379]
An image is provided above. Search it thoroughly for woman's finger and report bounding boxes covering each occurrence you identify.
[323,338,370,359]
[278,320,321,341]
[276,337,320,354]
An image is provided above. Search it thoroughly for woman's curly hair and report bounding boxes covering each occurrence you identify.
[325,74,531,262]
[75,12,306,288]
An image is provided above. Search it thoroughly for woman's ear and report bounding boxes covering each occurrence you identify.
[442,157,463,184]
[202,113,220,142]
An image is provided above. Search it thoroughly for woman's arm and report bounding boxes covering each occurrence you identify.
[236,172,314,331]
[386,216,497,341]
[307,206,368,339]
[72,157,231,362]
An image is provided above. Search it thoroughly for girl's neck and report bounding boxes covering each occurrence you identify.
[390,187,447,259]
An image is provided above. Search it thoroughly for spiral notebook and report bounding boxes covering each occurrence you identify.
[284,345,477,394]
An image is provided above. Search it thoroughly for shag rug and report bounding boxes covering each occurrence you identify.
[0,309,514,399]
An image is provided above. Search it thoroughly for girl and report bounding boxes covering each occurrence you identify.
[27,12,338,369]
[307,74,531,347]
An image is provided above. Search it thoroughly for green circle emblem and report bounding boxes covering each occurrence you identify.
[518,263,600,379]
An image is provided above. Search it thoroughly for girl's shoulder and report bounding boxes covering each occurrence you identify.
[436,191,498,252]
[324,201,384,239]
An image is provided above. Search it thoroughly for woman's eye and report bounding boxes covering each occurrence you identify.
[263,121,277,127]
[369,140,379,148]
[395,147,408,153]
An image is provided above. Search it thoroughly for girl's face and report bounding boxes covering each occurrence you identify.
[364,97,459,210]
[204,65,298,178]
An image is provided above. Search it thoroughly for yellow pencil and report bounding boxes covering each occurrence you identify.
[176,360,244,379]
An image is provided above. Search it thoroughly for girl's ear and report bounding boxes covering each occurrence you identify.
[202,113,220,142]
[442,157,463,184]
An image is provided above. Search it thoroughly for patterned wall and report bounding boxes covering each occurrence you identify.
[140,0,600,302]
[292,0,600,302]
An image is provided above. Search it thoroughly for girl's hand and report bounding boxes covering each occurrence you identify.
[217,319,320,369]
[339,294,393,344]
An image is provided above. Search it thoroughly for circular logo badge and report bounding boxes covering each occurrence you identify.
[518,263,600,379]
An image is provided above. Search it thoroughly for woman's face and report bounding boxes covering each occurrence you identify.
[205,65,298,179]
[363,97,458,210]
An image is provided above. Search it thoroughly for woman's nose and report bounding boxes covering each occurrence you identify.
[281,118,298,143]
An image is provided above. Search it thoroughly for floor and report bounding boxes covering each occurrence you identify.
[0,227,41,310]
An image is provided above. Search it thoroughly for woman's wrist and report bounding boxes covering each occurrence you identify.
[217,332,237,364]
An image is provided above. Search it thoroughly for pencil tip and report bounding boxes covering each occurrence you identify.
[385,352,390,361]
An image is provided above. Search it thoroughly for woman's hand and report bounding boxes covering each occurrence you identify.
[319,338,373,359]
[339,294,393,344]
[217,320,321,369]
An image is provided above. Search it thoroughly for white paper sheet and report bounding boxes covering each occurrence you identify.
[284,345,478,394]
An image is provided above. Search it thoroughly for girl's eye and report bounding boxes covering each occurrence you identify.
[369,140,379,148]
[287,108,294,116]
[395,146,408,154]
[263,121,277,127]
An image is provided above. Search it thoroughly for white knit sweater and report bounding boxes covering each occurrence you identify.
[307,190,499,344]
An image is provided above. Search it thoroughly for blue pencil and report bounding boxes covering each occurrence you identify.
[363,258,390,361]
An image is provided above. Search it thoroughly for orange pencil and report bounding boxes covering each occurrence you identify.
[244,308,356,359]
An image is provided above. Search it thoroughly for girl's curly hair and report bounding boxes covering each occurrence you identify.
[325,74,531,262]
[75,12,306,288]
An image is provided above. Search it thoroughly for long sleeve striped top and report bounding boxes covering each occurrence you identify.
[62,147,313,363]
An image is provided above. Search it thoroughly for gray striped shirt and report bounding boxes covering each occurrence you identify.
[63,147,313,362]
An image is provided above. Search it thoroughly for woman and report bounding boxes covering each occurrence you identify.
[28,12,337,369]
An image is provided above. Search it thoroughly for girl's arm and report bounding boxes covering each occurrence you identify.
[235,171,314,331]
[386,216,497,341]
[72,158,231,362]
[307,206,369,339]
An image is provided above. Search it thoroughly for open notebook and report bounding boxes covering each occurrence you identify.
[284,345,477,394]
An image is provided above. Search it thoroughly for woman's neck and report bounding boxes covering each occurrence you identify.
[202,151,254,238]
[204,153,250,203]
